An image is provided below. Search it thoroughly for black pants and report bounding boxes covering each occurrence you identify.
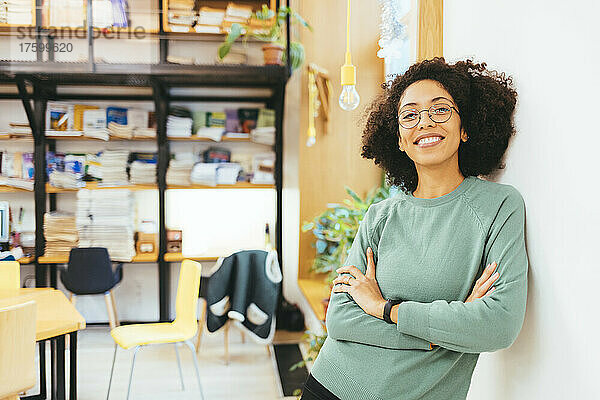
[300,373,340,400]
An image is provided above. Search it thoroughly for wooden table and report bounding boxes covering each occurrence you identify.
[0,288,86,400]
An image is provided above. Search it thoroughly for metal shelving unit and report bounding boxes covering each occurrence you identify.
[0,62,290,323]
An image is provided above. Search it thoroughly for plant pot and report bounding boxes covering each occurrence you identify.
[262,43,285,66]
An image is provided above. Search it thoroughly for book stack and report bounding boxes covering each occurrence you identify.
[8,122,32,137]
[43,212,78,258]
[92,0,114,28]
[128,152,157,185]
[99,150,129,184]
[251,152,275,184]
[76,189,136,261]
[194,111,226,141]
[166,159,194,186]
[106,107,132,139]
[0,151,34,182]
[251,108,276,145]
[44,0,84,27]
[83,109,109,141]
[221,3,252,34]
[167,107,193,137]
[4,0,33,25]
[48,170,83,189]
[168,0,195,32]
[196,6,225,34]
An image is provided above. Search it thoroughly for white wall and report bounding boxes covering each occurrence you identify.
[443,1,600,398]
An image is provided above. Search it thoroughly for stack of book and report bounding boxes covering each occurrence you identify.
[128,152,157,184]
[0,151,34,183]
[166,159,194,186]
[3,0,33,25]
[99,150,129,184]
[221,3,252,34]
[196,6,224,34]
[76,189,136,261]
[194,111,226,141]
[251,108,276,145]
[82,109,109,141]
[8,122,32,137]
[43,212,78,258]
[167,107,193,137]
[251,152,275,184]
[168,0,195,32]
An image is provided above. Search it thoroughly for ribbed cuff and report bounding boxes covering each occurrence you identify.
[396,301,432,340]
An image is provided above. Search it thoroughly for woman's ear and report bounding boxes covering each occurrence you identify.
[398,134,405,152]
[461,129,468,142]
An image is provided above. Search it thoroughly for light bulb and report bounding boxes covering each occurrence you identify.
[338,84,360,111]
[306,135,316,147]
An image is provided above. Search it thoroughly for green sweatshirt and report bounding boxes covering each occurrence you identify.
[310,175,528,400]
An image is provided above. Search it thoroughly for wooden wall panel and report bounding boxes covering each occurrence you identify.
[297,0,384,279]
[417,0,444,61]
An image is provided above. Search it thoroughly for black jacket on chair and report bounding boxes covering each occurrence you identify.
[205,250,282,343]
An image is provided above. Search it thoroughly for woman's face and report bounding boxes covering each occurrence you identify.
[397,79,467,169]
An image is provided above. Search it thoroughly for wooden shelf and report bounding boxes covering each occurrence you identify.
[298,277,332,324]
[38,252,158,264]
[44,135,155,141]
[168,183,274,189]
[164,253,219,262]
[0,185,32,192]
[45,182,274,192]
[46,182,157,192]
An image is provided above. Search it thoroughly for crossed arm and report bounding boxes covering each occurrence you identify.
[326,193,528,354]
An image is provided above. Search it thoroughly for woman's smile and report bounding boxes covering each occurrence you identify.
[414,135,445,148]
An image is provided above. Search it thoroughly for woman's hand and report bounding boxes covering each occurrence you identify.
[465,261,499,303]
[332,247,386,319]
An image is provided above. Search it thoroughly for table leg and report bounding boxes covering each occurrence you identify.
[69,332,77,400]
[56,335,66,400]
[51,338,57,400]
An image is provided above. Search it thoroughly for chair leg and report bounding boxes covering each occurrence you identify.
[126,346,141,400]
[65,294,77,349]
[184,340,205,400]
[196,298,207,354]
[174,343,185,391]
[110,290,120,327]
[223,320,230,365]
[104,291,120,330]
[106,344,118,400]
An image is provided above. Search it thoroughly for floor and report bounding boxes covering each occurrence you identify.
[26,325,306,400]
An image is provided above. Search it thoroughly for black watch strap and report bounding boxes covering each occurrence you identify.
[383,299,403,324]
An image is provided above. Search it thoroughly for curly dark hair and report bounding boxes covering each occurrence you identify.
[361,57,518,194]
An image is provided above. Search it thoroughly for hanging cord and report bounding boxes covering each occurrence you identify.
[345,0,351,65]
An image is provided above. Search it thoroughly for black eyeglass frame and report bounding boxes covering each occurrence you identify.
[397,104,460,129]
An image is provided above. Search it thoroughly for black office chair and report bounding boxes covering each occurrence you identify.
[60,247,123,330]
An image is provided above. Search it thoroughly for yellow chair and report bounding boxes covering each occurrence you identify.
[0,261,20,290]
[106,259,204,400]
[0,301,37,400]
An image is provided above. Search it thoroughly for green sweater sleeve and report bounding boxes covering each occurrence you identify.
[325,204,434,351]
[396,189,528,354]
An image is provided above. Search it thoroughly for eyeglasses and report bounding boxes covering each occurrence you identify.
[398,104,460,129]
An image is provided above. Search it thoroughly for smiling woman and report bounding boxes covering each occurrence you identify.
[302,57,527,400]
[361,57,517,195]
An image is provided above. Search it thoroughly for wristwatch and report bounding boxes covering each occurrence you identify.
[383,299,403,324]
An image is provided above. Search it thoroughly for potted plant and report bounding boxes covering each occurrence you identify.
[218,5,312,71]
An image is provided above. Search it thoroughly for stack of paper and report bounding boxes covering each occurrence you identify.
[167,115,193,137]
[251,127,276,145]
[45,0,84,27]
[9,122,32,136]
[196,6,225,33]
[44,212,78,257]
[166,159,194,186]
[190,162,241,186]
[168,0,195,32]
[5,0,33,25]
[99,150,129,184]
[221,3,252,33]
[108,121,133,139]
[49,171,85,189]
[133,127,156,138]
[83,109,109,141]
[129,161,156,184]
[76,189,136,261]
[190,163,219,186]
[251,153,275,184]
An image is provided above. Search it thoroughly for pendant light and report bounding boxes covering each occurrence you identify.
[339,0,360,111]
